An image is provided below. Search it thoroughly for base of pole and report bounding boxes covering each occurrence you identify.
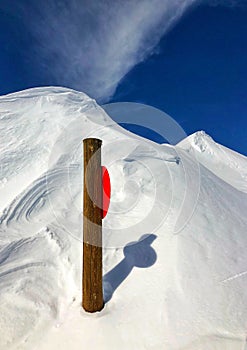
[82,302,105,313]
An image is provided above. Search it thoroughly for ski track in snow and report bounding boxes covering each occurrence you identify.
[221,271,247,284]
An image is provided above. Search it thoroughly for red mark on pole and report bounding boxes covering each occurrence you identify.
[102,166,111,218]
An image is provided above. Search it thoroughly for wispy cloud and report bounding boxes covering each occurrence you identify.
[11,0,198,102]
[1,0,244,101]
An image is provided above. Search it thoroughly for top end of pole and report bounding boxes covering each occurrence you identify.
[83,138,102,147]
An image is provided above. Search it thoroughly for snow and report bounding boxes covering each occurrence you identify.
[178,130,247,193]
[0,87,247,349]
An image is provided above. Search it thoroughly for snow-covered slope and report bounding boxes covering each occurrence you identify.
[0,87,247,350]
[178,130,247,193]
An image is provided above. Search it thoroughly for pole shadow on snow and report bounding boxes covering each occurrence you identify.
[103,234,157,303]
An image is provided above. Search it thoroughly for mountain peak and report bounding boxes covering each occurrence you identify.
[178,130,215,153]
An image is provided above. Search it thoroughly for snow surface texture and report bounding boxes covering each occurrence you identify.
[0,87,247,350]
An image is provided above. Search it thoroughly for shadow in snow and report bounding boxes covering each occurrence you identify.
[103,234,157,303]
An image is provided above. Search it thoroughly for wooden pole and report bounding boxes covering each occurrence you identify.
[83,138,104,312]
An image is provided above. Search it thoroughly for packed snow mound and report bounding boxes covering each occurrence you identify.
[0,87,247,350]
[178,130,247,193]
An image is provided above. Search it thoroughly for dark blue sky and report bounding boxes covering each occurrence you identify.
[0,2,246,155]
[112,4,247,155]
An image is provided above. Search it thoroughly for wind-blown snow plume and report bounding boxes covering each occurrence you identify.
[6,0,197,102]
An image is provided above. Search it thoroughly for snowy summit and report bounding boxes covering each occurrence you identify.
[0,87,247,350]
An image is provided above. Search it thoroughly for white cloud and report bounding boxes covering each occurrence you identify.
[14,0,197,102]
[2,0,244,102]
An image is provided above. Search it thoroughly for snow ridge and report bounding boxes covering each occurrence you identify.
[0,88,247,350]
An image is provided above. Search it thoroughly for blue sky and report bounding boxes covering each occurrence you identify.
[112,3,247,155]
[0,1,246,154]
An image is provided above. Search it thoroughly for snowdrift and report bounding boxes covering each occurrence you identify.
[0,87,247,350]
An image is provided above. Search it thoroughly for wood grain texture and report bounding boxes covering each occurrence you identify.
[83,138,104,312]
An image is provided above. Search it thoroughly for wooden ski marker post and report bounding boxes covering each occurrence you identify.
[83,138,104,313]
